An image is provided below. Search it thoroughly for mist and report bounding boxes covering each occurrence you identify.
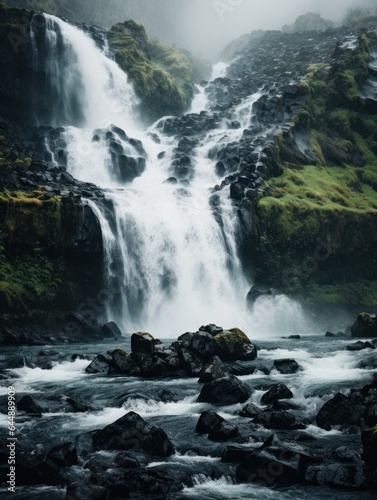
[168,0,377,57]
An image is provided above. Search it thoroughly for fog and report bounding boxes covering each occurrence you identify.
[175,0,377,56]
[5,0,376,57]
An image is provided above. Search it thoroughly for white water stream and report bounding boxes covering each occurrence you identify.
[31,14,309,337]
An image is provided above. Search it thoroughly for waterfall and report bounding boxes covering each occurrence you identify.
[31,14,309,337]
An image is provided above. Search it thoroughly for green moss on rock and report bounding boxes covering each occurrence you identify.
[108,20,194,122]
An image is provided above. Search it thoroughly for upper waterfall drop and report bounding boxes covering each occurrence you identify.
[31,13,138,130]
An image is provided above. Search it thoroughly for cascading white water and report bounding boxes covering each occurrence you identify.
[32,14,310,337]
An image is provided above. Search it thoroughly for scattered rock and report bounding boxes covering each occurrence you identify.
[261,384,293,405]
[198,375,251,405]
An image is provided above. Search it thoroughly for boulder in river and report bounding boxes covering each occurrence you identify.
[92,411,175,457]
[274,358,300,374]
[198,355,230,383]
[131,332,156,353]
[316,393,362,430]
[198,375,251,405]
[213,328,257,361]
[261,384,293,405]
[351,313,377,338]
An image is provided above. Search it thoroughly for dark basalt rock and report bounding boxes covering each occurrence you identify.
[208,421,239,441]
[274,359,300,374]
[305,463,366,489]
[17,396,43,417]
[347,341,375,351]
[46,442,78,468]
[196,411,225,434]
[92,411,175,457]
[198,355,230,383]
[316,393,362,430]
[131,332,156,354]
[261,384,294,405]
[351,313,377,338]
[101,321,123,339]
[198,375,251,405]
[213,328,257,361]
[239,403,264,419]
[221,445,255,463]
[246,286,278,306]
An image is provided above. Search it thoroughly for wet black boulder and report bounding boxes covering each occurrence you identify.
[198,375,251,405]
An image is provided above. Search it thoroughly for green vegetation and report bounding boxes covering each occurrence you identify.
[250,31,377,307]
[108,20,194,122]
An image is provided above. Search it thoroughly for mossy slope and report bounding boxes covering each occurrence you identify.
[250,31,377,307]
[108,20,194,122]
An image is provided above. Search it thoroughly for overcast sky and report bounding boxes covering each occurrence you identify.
[174,0,377,56]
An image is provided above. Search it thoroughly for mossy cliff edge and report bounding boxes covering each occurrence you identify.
[108,20,194,122]
[249,31,377,307]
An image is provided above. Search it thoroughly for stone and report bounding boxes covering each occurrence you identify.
[239,403,264,419]
[198,356,230,383]
[17,396,43,417]
[208,421,239,441]
[131,332,155,354]
[101,321,122,339]
[198,375,251,405]
[85,353,112,374]
[274,359,300,374]
[196,411,224,434]
[351,313,377,338]
[316,393,362,430]
[346,341,375,351]
[46,442,78,467]
[92,411,175,457]
[261,384,293,405]
[213,328,257,361]
[305,463,366,489]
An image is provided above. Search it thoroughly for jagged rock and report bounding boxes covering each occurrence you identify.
[208,421,239,441]
[196,411,224,434]
[261,384,293,405]
[225,360,256,376]
[114,452,141,468]
[17,396,43,417]
[347,341,375,351]
[109,349,138,375]
[131,332,155,354]
[221,445,255,463]
[101,321,122,339]
[46,442,78,467]
[85,353,112,374]
[199,324,223,336]
[351,313,377,338]
[198,356,230,383]
[316,393,362,430]
[305,463,366,489]
[213,328,257,361]
[92,411,175,457]
[190,331,218,360]
[274,359,300,374]
[239,403,264,419]
[198,375,251,405]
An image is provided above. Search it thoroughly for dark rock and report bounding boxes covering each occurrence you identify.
[131,332,155,354]
[246,286,277,306]
[190,331,218,360]
[196,411,224,434]
[230,182,244,200]
[261,384,293,405]
[316,393,362,430]
[213,328,257,361]
[114,451,141,468]
[85,353,112,374]
[157,389,178,403]
[198,375,251,405]
[347,341,375,351]
[305,463,366,489]
[46,442,78,467]
[239,403,264,419]
[362,427,377,469]
[199,324,224,336]
[199,356,230,383]
[66,397,91,413]
[101,321,122,339]
[17,396,43,417]
[92,411,175,457]
[274,359,300,374]
[109,349,138,375]
[208,421,239,441]
[225,360,256,376]
[351,313,377,338]
[221,445,255,463]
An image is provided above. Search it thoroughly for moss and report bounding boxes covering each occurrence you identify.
[108,20,194,122]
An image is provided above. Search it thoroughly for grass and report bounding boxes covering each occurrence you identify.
[108,20,194,122]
